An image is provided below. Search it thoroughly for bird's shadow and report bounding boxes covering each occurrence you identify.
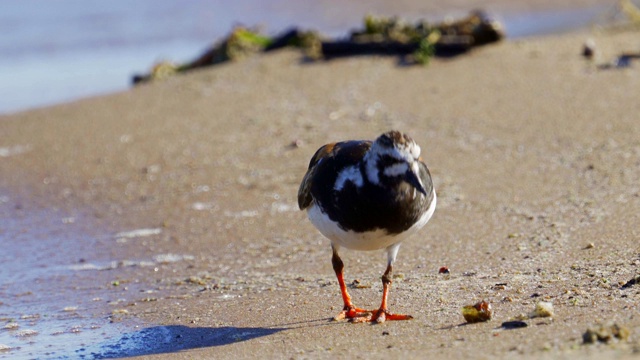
[80,318,332,359]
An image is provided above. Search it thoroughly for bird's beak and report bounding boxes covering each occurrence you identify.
[404,169,427,195]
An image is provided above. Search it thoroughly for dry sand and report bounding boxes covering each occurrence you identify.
[1,1,639,359]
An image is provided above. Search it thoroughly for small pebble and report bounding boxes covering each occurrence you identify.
[529,301,554,318]
[582,38,596,59]
[501,321,528,329]
[462,300,492,323]
[583,322,630,344]
[290,139,304,148]
[621,275,639,289]
[349,279,371,289]
[493,283,507,290]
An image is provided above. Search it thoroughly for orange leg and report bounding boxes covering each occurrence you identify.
[365,264,413,323]
[331,247,371,320]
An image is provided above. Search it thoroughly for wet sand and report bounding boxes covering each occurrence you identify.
[1,1,640,358]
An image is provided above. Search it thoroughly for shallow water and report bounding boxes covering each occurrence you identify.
[501,6,609,38]
[0,204,285,358]
[0,1,614,114]
[0,197,211,358]
[0,207,129,359]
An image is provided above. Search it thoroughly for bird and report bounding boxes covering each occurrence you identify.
[298,130,436,323]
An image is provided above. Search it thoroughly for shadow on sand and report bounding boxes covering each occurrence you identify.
[82,325,288,359]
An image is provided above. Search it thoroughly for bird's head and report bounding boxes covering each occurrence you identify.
[364,131,426,195]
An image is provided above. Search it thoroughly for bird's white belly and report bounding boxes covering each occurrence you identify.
[307,192,436,251]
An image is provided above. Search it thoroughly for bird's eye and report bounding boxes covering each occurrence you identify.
[379,155,399,168]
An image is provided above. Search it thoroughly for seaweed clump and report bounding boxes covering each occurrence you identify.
[323,11,503,64]
[132,11,503,85]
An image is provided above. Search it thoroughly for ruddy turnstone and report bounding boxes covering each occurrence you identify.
[298,130,436,323]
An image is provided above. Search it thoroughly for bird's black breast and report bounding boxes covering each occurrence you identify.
[305,140,434,235]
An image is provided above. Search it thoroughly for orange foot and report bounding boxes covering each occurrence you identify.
[351,308,414,323]
[333,305,372,321]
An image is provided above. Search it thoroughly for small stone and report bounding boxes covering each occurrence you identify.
[462,300,492,323]
[621,275,640,289]
[349,279,371,289]
[290,139,304,148]
[493,283,507,290]
[582,38,596,59]
[583,322,630,344]
[501,321,528,329]
[529,301,554,318]
[584,242,595,249]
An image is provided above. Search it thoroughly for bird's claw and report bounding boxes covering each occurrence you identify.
[333,306,371,321]
[333,305,413,323]
[350,309,414,323]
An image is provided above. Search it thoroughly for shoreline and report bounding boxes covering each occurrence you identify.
[1,6,640,359]
[0,0,622,115]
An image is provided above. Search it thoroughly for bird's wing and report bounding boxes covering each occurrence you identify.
[417,159,435,199]
[297,142,336,210]
[298,140,372,210]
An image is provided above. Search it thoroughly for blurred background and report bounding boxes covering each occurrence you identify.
[0,0,617,114]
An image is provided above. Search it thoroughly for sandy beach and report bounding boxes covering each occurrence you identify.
[1,1,639,358]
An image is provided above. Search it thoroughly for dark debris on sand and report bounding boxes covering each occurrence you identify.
[132,11,503,85]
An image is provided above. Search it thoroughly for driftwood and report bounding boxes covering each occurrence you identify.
[321,35,475,59]
[322,10,502,60]
[132,11,504,85]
